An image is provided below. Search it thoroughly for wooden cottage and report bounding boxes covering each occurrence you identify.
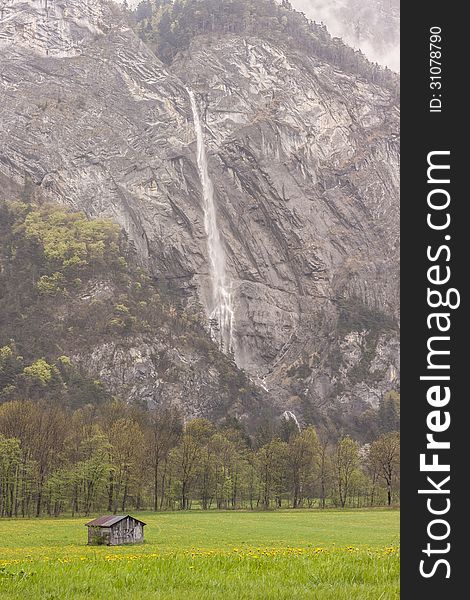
[85,515,146,546]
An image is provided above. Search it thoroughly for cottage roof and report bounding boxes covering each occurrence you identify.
[85,515,147,527]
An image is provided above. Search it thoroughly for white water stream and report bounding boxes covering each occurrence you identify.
[188,89,235,354]
[281,410,301,431]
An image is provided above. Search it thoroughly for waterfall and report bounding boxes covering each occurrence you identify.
[187,89,235,355]
[281,411,301,431]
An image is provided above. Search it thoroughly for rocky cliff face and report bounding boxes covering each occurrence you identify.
[0,0,399,432]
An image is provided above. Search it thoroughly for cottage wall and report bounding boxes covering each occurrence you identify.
[109,516,144,545]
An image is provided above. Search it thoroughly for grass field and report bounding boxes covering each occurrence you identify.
[0,509,399,599]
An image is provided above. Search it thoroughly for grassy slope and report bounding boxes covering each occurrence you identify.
[0,510,399,599]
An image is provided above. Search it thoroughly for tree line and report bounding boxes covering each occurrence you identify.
[0,399,399,517]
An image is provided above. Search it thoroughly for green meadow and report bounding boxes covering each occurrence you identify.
[0,509,399,599]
